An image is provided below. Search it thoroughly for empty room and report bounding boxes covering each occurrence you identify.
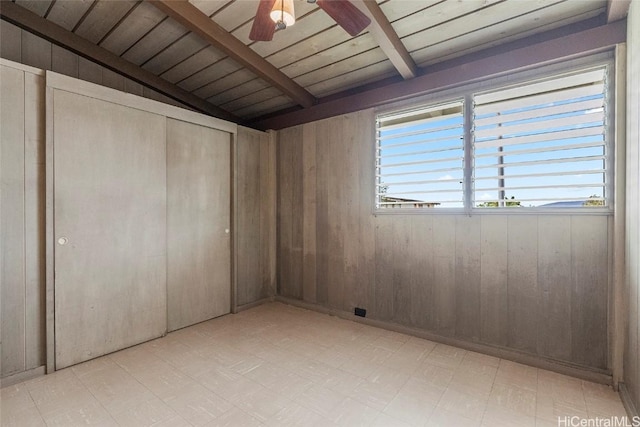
[1,0,639,425]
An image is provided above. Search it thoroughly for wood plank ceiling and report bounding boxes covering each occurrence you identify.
[2,0,609,128]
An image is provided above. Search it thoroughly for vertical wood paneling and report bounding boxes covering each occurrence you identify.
[260,131,277,298]
[1,62,46,380]
[102,69,125,92]
[392,218,413,326]
[374,216,395,321]
[409,216,433,330]
[0,22,22,62]
[537,216,572,361]
[302,122,317,303]
[237,127,262,306]
[0,66,27,377]
[21,31,50,70]
[290,125,304,301]
[480,215,508,346]
[51,45,79,78]
[277,126,303,299]
[341,113,361,313]
[325,118,345,309]
[276,108,613,372]
[78,57,102,85]
[625,0,640,410]
[23,72,46,370]
[507,216,539,353]
[571,216,608,369]
[356,110,376,313]
[315,120,330,305]
[455,215,481,341]
[432,216,456,336]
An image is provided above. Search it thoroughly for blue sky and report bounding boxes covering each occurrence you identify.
[377,69,607,208]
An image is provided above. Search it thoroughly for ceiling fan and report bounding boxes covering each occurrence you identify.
[249,0,371,42]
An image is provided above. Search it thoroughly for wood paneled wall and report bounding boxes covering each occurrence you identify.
[0,61,45,380]
[236,127,276,307]
[277,110,611,372]
[0,60,275,382]
[624,0,640,414]
[0,21,190,111]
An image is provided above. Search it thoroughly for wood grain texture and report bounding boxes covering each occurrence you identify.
[480,215,509,347]
[0,21,21,62]
[23,71,46,371]
[52,90,167,369]
[302,122,317,304]
[1,65,27,377]
[167,118,231,331]
[237,126,273,306]
[624,0,640,411]
[537,216,572,362]
[261,131,278,298]
[454,215,481,341]
[275,108,612,372]
[276,125,304,299]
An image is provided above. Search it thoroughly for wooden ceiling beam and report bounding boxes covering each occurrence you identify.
[0,1,239,123]
[353,0,417,79]
[251,19,626,130]
[148,0,317,108]
[607,0,631,22]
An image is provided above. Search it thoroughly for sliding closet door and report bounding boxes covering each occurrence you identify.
[53,90,167,369]
[167,118,231,331]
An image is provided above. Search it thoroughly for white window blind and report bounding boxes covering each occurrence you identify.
[376,101,465,209]
[473,67,608,208]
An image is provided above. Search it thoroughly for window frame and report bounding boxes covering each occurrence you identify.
[373,53,615,215]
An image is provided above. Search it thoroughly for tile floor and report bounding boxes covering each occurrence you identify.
[0,302,629,427]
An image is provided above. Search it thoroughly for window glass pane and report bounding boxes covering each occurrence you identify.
[376,101,464,209]
[473,67,608,208]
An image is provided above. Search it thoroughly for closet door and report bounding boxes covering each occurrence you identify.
[53,90,167,369]
[167,118,231,331]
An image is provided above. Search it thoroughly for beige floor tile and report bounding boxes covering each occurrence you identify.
[1,303,630,427]
[383,389,437,426]
[265,401,332,427]
[426,407,481,427]
[330,397,380,426]
[0,406,47,427]
[536,394,588,422]
[323,368,364,395]
[437,387,489,420]
[111,397,176,427]
[295,384,348,419]
[424,344,467,369]
[488,382,537,417]
[413,361,455,390]
[197,365,262,403]
[205,407,263,427]
[234,385,294,422]
[162,382,233,426]
[349,378,399,410]
[495,360,538,392]
[371,412,414,427]
[481,404,536,427]
[41,399,116,426]
[78,365,155,415]
[151,415,194,427]
[1,383,35,415]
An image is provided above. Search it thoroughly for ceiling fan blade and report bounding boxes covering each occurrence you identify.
[249,0,276,41]
[316,0,371,37]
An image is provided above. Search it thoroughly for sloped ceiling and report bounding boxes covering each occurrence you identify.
[0,0,625,130]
